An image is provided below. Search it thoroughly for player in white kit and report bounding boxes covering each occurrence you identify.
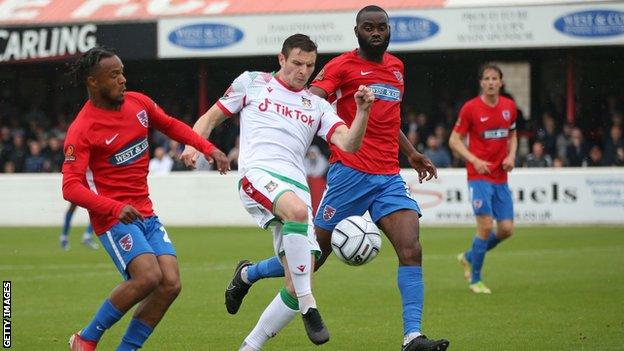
[181,34,374,350]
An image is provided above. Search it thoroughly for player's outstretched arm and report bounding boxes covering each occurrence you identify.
[449,130,491,174]
[330,85,374,152]
[181,104,229,170]
[399,131,438,183]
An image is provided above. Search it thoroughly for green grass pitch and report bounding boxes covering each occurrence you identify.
[2,226,623,350]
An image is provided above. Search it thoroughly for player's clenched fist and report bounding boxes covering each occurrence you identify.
[354,85,374,111]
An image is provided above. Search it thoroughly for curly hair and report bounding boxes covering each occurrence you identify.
[68,46,117,85]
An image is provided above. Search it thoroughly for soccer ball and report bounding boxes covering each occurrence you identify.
[331,216,382,266]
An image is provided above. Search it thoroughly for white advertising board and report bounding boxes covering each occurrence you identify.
[158,3,624,58]
[402,168,624,225]
[158,12,356,58]
[0,169,622,227]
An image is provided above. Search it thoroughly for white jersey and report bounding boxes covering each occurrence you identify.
[217,71,345,186]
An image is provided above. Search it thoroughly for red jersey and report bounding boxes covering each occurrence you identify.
[62,92,216,234]
[453,96,517,183]
[311,50,404,174]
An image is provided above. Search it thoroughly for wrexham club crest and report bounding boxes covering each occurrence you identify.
[264,181,278,193]
[301,96,312,109]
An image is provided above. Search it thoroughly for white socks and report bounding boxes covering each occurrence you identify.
[404,332,422,345]
[243,292,298,350]
[282,232,312,297]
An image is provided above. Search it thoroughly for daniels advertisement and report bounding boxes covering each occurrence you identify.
[402,169,624,225]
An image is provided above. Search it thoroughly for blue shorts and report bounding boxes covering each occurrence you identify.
[313,162,421,231]
[98,216,176,280]
[468,180,514,220]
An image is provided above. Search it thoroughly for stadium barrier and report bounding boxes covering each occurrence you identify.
[1,168,622,227]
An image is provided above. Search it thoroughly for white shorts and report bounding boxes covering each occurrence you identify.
[239,168,320,257]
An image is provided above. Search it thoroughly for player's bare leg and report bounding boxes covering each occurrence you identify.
[378,210,449,351]
[131,255,181,326]
[69,253,163,350]
[312,226,333,270]
[496,219,514,241]
[113,255,181,350]
[109,254,164,312]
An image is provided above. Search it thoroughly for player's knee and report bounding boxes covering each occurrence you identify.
[135,267,163,292]
[291,206,309,223]
[396,244,422,265]
[498,227,513,239]
[160,277,182,300]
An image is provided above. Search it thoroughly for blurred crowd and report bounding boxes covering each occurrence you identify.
[399,93,624,169]
[1,94,623,174]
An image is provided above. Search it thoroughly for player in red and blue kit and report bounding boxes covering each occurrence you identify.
[449,63,518,294]
[223,6,449,351]
[63,47,229,351]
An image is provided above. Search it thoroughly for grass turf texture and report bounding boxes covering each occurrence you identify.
[1,226,623,350]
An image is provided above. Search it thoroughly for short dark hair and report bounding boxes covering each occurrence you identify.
[69,46,117,84]
[479,63,503,80]
[281,34,317,58]
[356,5,388,24]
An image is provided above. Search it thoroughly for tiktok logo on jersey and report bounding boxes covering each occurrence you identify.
[109,138,149,166]
[258,98,315,126]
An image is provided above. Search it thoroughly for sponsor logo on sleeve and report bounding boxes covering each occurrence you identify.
[313,68,325,81]
[222,85,234,99]
[64,145,76,162]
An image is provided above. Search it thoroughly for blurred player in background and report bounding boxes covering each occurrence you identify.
[449,63,518,294]
[181,34,374,350]
[62,46,229,351]
[59,202,99,250]
[218,6,449,351]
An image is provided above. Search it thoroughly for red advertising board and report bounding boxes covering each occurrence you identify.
[0,0,444,26]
